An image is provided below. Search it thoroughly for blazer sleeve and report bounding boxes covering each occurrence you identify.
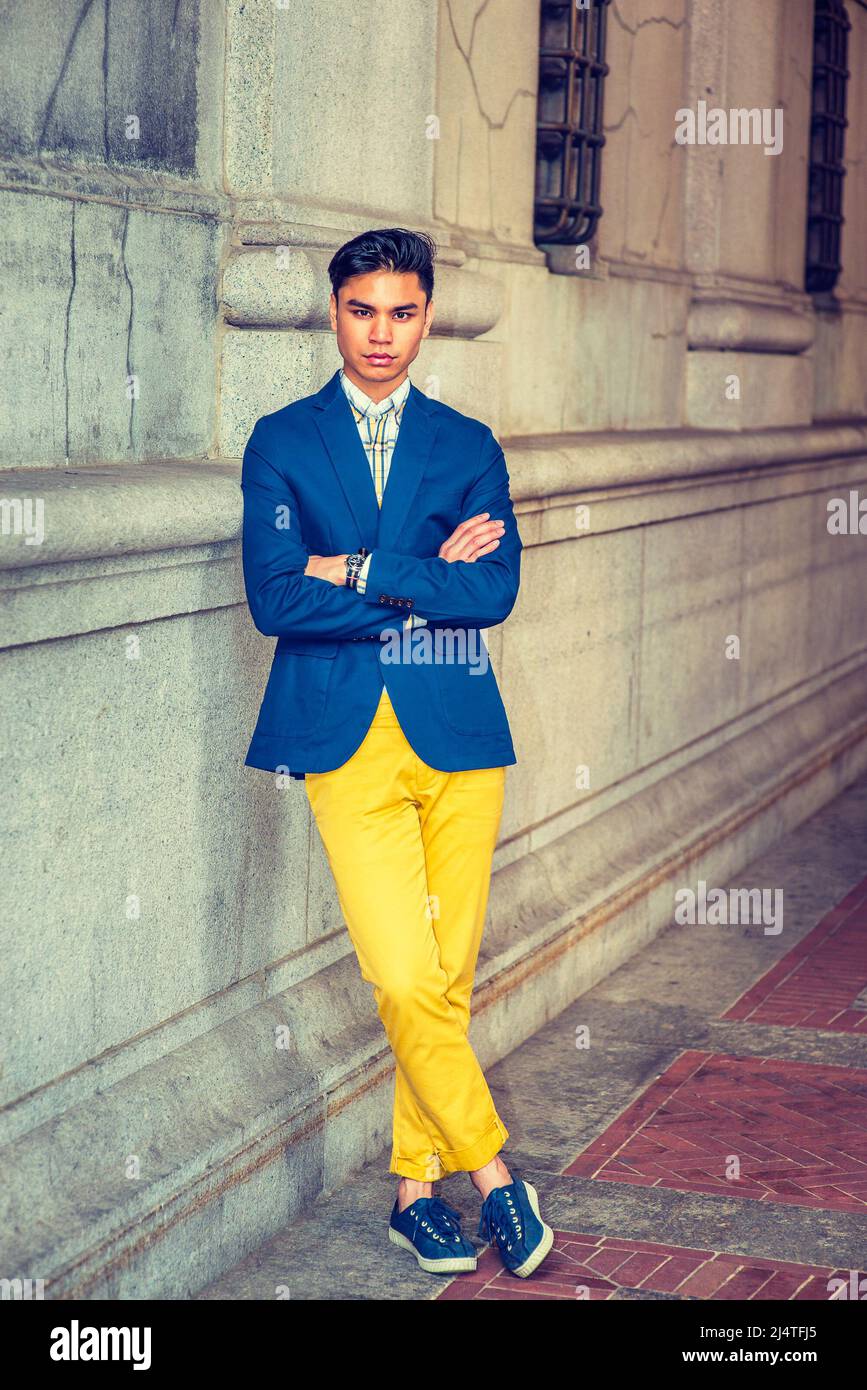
[358,426,522,628]
[240,421,412,641]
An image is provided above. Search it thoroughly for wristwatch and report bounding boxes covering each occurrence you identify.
[344,546,370,589]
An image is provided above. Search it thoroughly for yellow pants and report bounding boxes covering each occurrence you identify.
[305,684,509,1180]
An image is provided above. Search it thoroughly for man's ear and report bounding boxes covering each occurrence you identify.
[328,291,338,330]
[423,297,435,338]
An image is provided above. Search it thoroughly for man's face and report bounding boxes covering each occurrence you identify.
[329,269,434,399]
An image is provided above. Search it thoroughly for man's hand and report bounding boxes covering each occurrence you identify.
[305,554,349,585]
[439,513,505,563]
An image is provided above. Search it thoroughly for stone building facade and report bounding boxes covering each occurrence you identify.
[1,0,865,1296]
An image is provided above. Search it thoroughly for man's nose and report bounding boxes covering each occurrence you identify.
[370,318,393,343]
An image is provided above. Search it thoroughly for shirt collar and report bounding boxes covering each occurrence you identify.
[339,367,411,418]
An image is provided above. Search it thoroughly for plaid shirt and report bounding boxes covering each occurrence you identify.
[339,369,426,629]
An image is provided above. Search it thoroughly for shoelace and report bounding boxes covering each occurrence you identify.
[408,1196,466,1245]
[477,1184,524,1252]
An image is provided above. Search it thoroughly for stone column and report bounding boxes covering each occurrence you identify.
[681,0,816,429]
[219,0,512,456]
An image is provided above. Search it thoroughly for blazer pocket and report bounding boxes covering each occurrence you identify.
[277,638,339,659]
[434,657,509,735]
[257,646,336,736]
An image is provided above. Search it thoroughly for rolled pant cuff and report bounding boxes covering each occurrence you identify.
[438,1116,510,1176]
[389,1153,445,1181]
[389,1117,509,1179]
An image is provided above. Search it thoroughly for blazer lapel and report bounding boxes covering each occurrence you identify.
[313,370,380,546]
[312,370,440,553]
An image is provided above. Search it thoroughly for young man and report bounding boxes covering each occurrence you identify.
[240,228,553,1279]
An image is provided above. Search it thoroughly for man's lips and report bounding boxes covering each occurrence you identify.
[365,353,394,362]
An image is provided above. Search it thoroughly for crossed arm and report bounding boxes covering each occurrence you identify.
[240,420,522,640]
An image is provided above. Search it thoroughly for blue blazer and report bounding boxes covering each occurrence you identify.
[240,368,522,777]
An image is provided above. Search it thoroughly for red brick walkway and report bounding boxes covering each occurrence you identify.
[721,875,867,1033]
[440,1234,864,1300]
[563,1050,867,1210]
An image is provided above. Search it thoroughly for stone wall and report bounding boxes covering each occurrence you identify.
[1,0,866,1297]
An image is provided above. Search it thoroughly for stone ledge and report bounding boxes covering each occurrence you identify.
[0,462,240,571]
[687,295,815,354]
[222,247,504,337]
[3,434,867,648]
[500,420,867,496]
[3,661,865,1296]
[2,420,866,568]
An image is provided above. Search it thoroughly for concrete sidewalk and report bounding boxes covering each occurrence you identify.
[196,774,867,1301]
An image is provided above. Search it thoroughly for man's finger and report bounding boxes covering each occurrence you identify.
[449,519,503,548]
[451,513,492,536]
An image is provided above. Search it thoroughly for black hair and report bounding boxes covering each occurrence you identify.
[328,227,437,306]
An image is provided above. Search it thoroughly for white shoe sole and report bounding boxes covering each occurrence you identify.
[388,1226,478,1275]
[509,1180,555,1278]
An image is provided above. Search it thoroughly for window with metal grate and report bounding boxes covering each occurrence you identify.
[805,0,852,294]
[533,0,611,248]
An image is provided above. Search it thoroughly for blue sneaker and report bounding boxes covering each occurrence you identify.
[388,1194,478,1275]
[477,1167,554,1278]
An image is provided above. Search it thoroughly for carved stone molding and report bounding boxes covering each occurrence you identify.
[221,246,504,339]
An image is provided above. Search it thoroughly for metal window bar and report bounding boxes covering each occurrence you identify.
[534,0,611,246]
[804,0,850,294]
